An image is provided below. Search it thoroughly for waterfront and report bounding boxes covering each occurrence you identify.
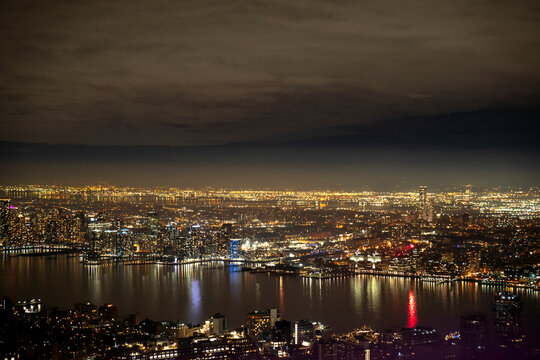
[1,255,539,341]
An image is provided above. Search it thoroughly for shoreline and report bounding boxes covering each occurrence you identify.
[2,251,538,291]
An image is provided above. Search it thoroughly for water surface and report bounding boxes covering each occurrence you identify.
[1,255,539,340]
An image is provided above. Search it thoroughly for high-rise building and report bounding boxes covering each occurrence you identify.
[169,226,180,241]
[246,308,279,340]
[229,239,241,259]
[418,186,433,222]
[293,319,315,345]
[146,211,159,234]
[492,292,525,354]
[221,223,233,238]
[0,199,11,242]
[272,320,292,345]
[220,223,234,257]
[112,230,123,256]
[460,313,487,358]
[181,224,204,259]
[44,210,59,243]
[419,186,427,205]
[209,313,227,336]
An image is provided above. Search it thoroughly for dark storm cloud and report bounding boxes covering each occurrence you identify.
[1,0,540,146]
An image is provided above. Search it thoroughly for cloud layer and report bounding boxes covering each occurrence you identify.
[1,0,540,146]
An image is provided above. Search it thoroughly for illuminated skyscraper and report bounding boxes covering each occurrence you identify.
[229,238,241,259]
[419,186,427,205]
[418,186,433,222]
[146,211,159,234]
[246,308,279,340]
[182,224,205,259]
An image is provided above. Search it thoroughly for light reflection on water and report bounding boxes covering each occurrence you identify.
[1,255,539,340]
[407,287,417,328]
[189,279,202,321]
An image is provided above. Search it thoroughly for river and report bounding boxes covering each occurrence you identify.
[1,254,539,341]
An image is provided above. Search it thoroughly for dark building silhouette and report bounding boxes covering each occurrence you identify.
[460,313,488,359]
[492,292,525,357]
[272,320,292,345]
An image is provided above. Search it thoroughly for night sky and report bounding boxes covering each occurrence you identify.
[1,0,539,188]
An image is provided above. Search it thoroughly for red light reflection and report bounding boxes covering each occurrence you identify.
[407,287,417,328]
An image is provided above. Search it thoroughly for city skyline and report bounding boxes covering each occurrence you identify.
[1,184,539,358]
[1,0,539,358]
